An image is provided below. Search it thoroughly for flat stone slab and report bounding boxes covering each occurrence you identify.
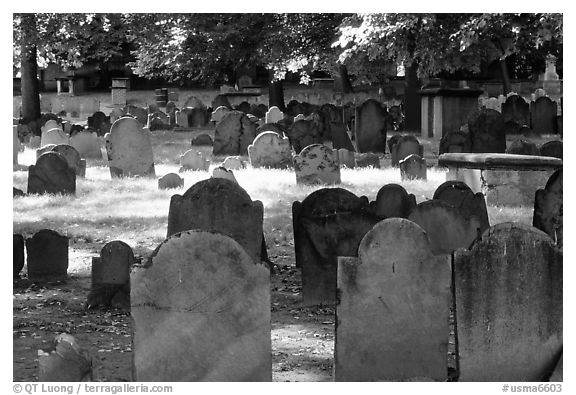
[439,153,562,170]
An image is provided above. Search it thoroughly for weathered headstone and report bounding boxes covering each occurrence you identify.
[131,230,271,381]
[372,184,416,219]
[41,120,61,134]
[212,111,257,156]
[286,120,323,154]
[69,130,102,159]
[179,150,210,172]
[14,234,24,279]
[40,128,69,148]
[36,144,57,160]
[105,117,156,177]
[337,148,355,169]
[539,140,562,159]
[49,144,85,177]
[210,106,232,124]
[222,156,244,170]
[88,111,111,136]
[501,94,530,126]
[158,173,184,190]
[38,334,92,381]
[454,222,563,381]
[399,154,427,181]
[439,131,472,154]
[211,94,232,109]
[391,135,424,167]
[183,95,206,109]
[265,106,284,124]
[506,139,539,156]
[26,229,69,282]
[293,188,378,305]
[335,218,451,381]
[468,109,507,153]
[27,152,76,195]
[256,123,286,137]
[531,97,557,135]
[432,180,490,233]
[355,152,380,168]
[293,144,341,185]
[247,131,292,169]
[533,169,562,247]
[124,105,148,126]
[191,133,213,146]
[211,166,237,183]
[167,178,264,264]
[355,99,387,153]
[86,241,134,309]
[189,107,209,127]
[175,110,190,128]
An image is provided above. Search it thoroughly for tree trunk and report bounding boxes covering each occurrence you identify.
[20,14,41,122]
[499,58,512,95]
[268,70,285,112]
[335,64,354,93]
[403,63,421,132]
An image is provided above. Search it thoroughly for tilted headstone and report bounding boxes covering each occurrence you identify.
[330,122,355,151]
[40,128,69,148]
[454,222,562,381]
[506,139,539,156]
[222,156,244,170]
[69,130,102,159]
[26,229,69,282]
[38,334,92,382]
[335,218,451,381]
[49,144,85,177]
[211,166,237,183]
[355,152,380,168]
[531,97,557,135]
[399,154,427,181]
[27,152,76,195]
[539,140,562,159]
[212,111,257,156]
[372,184,416,219]
[390,135,424,167]
[408,200,481,255]
[179,150,210,172]
[265,106,284,124]
[468,109,506,153]
[191,133,213,146]
[158,173,184,190]
[439,131,472,154]
[86,241,134,309]
[286,120,323,154]
[247,131,292,169]
[131,230,271,381]
[14,234,24,278]
[210,106,232,123]
[105,117,156,177]
[167,178,264,264]
[355,99,387,154]
[533,169,562,247]
[293,144,341,185]
[501,94,530,126]
[337,148,355,169]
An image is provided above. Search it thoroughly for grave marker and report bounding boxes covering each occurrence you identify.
[247,131,292,169]
[26,229,69,282]
[27,152,76,195]
[293,144,340,185]
[533,169,562,247]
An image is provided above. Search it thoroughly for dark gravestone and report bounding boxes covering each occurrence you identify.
[88,111,111,136]
[318,104,343,141]
[250,104,268,119]
[286,120,323,154]
[439,131,472,154]
[235,101,252,114]
[372,183,416,219]
[533,169,562,247]
[13,187,25,197]
[211,94,232,109]
[147,111,171,131]
[158,173,184,190]
[26,229,69,282]
[256,123,287,137]
[27,152,76,195]
[501,94,530,126]
[355,153,380,168]
[212,111,257,156]
[521,125,540,139]
[189,108,210,127]
[335,218,451,381]
[292,188,379,305]
[454,223,562,381]
[408,200,480,255]
[539,140,562,159]
[355,99,387,153]
[387,105,404,131]
[432,180,490,233]
[86,241,134,309]
[390,135,424,167]
[167,178,264,264]
[124,105,148,126]
[399,154,427,181]
[387,134,402,154]
[531,97,558,135]
[468,109,507,153]
[506,139,539,156]
[14,234,25,279]
[50,144,85,177]
[191,134,213,146]
[286,100,306,117]
[330,122,355,151]
[182,95,206,109]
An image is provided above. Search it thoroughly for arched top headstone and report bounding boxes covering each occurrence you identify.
[298,187,368,218]
[293,144,340,185]
[539,140,562,159]
[247,131,292,169]
[49,144,82,171]
[433,180,490,232]
[106,116,155,177]
[374,183,416,219]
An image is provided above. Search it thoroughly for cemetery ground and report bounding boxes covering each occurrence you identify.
[13,109,558,382]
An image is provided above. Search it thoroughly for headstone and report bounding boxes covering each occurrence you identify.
[256,123,286,137]
[26,229,69,282]
[432,180,490,233]
[330,122,355,151]
[247,131,292,169]
[105,117,156,177]
[189,108,209,127]
[506,139,539,156]
[439,131,472,154]
[399,154,427,181]
[167,178,264,264]
[175,110,190,128]
[292,188,378,305]
[158,173,184,190]
[539,140,562,159]
[454,222,562,381]
[147,111,171,131]
[531,97,558,135]
[212,166,237,183]
[235,101,252,114]
[391,135,424,167]
[86,241,134,309]
[38,334,92,381]
[355,152,380,168]
[36,144,57,160]
[27,152,76,195]
[521,125,540,139]
[286,120,323,154]
[337,148,355,169]
[355,99,387,153]
[265,106,284,124]
[372,184,416,219]
[13,187,25,197]
[69,130,102,159]
[182,95,206,109]
[88,111,111,136]
[191,133,213,146]
[49,144,85,177]
[222,156,244,170]
[179,150,210,172]
[124,105,148,126]
[131,230,271,381]
[468,109,506,153]
[211,94,231,109]
[41,120,61,134]
[109,108,125,124]
[294,144,341,185]
[28,135,41,149]
[533,169,562,247]
[501,94,530,126]
[212,111,257,156]
[335,218,451,381]
[40,128,69,148]
[14,234,24,279]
